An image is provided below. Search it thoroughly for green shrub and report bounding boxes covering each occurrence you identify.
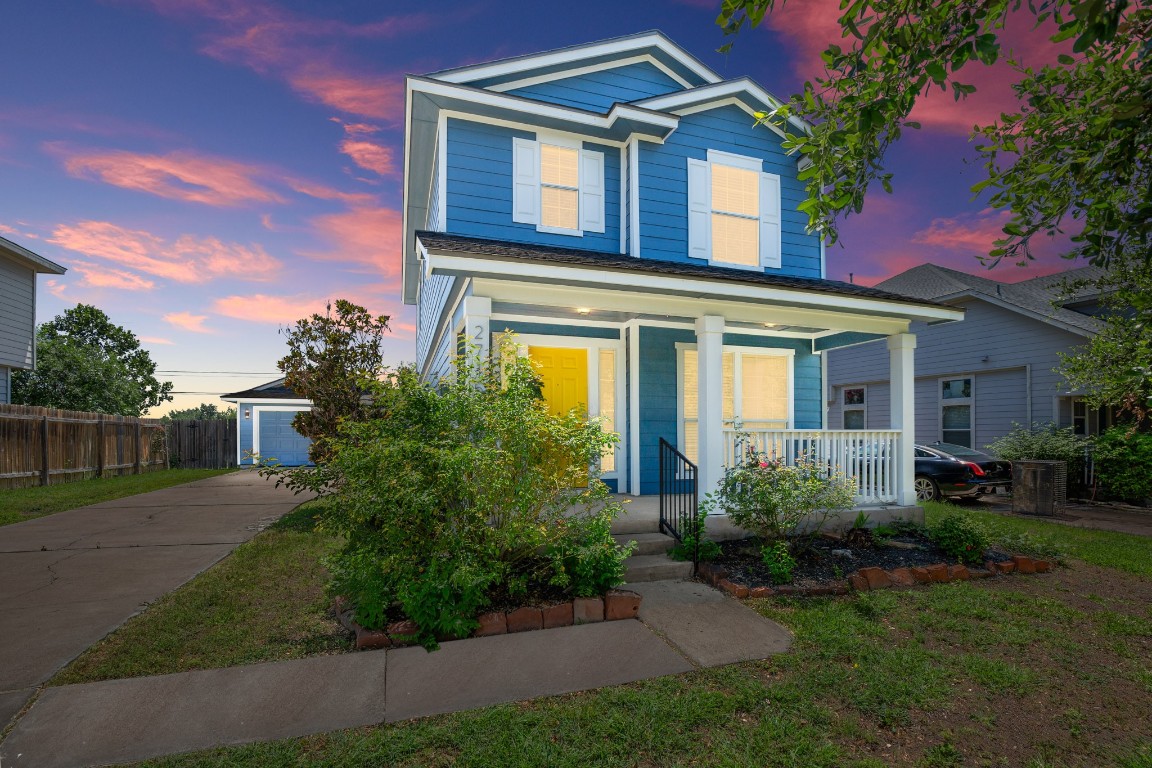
[985,421,1087,464]
[667,512,722,562]
[929,514,989,564]
[1094,427,1152,502]
[703,441,856,543]
[761,540,797,584]
[321,336,627,648]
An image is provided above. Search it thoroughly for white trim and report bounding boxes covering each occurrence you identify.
[432,33,721,87]
[938,374,976,448]
[436,112,448,231]
[441,110,629,149]
[819,237,826,279]
[491,312,621,329]
[420,250,965,324]
[632,78,809,134]
[628,137,641,257]
[618,145,627,254]
[251,405,311,463]
[409,77,680,133]
[706,149,762,172]
[818,350,827,429]
[491,311,817,339]
[625,320,642,495]
[519,333,626,480]
[841,384,868,430]
[487,53,694,93]
[219,398,311,405]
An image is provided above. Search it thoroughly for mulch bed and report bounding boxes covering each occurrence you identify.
[700,531,1048,596]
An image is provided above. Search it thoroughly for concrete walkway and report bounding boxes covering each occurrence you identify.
[0,580,792,767]
[0,471,305,731]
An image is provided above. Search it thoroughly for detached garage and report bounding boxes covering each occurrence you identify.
[220,379,313,467]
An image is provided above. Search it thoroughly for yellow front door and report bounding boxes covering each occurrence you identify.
[528,346,589,417]
[528,346,589,486]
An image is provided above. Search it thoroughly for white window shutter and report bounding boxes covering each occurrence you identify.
[759,171,782,268]
[512,137,540,225]
[579,149,605,233]
[687,158,711,260]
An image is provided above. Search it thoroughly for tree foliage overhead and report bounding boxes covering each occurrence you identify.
[277,299,391,464]
[12,304,173,416]
[717,0,1151,269]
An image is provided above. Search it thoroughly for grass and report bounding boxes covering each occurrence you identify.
[0,468,236,527]
[51,499,349,685]
[923,500,1152,578]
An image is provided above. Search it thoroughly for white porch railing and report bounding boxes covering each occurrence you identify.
[722,429,902,505]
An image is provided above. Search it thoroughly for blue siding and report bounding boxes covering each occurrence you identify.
[637,327,823,494]
[238,404,254,465]
[496,321,619,339]
[505,62,683,111]
[417,273,454,372]
[445,118,621,253]
[636,104,822,278]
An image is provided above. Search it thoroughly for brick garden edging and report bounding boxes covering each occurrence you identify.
[698,555,1054,598]
[335,590,643,650]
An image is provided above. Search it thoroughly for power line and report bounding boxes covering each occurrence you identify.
[157,370,280,375]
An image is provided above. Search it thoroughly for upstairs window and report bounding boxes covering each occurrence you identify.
[688,150,781,269]
[512,135,605,237]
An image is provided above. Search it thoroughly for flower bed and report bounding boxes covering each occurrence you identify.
[336,590,642,650]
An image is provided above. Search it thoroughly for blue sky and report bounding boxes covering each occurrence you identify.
[0,0,1072,414]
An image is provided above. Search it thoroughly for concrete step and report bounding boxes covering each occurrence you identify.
[610,514,661,536]
[623,554,695,583]
[614,532,676,557]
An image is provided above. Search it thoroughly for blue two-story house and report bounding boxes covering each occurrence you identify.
[402,32,963,506]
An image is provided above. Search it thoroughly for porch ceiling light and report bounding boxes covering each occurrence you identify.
[763,322,777,328]
[576,307,591,315]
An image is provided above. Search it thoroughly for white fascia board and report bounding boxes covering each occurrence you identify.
[0,236,66,274]
[407,78,679,134]
[423,250,963,328]
[488,54,693,92]
[633,78,811,135]
[220,398,312,406]
[431,32,722,87]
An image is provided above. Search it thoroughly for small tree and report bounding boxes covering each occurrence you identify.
[277,300,391,464]
[13,304,172,416]
[161,403,236,422]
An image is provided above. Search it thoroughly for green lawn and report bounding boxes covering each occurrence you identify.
[91,501,1152,768]
[0,469,236,527]
[51,500,349,685]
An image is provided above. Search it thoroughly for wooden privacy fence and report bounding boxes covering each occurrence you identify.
[166,419,237,470]
[0,404,168,490]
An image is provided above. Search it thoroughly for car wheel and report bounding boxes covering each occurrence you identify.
[914,475,940,502]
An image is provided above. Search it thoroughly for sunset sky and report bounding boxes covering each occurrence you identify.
[1,0,1077,415]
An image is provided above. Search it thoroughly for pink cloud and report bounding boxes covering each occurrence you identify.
[139,336,175,345]
[44,279,67,299]
[139,0,426,121]
[54,146,285,207]
[164,311,212,333]
[282,177,376,205]
[70,260,156,291]
[305,207,402,276]
[911,209,1013,253]
[212,292,392,325]
[0,222,39,240]
[49,220,280,284]
[339,138,395,176]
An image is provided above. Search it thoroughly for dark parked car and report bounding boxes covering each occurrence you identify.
[914,442,1013,502]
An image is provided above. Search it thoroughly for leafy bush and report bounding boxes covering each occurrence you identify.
[985,528,1065,561]
[985,422,1087,464]
[702,441,856,545]
[319,336,627,648]
[761,540,797,584]
[928,514,989,564]
[1093,427,1152,502]
[668,512,722,562]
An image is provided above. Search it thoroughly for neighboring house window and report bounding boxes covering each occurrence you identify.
[687,149,781,269]
[678,346,793,463]
[940,376,973,447]
[512,135,605,236]
[842,386,866,429]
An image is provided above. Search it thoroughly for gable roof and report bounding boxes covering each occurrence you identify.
[428,30,721,90]
[0,235,66,275]
[874,263,1104,336]
[219,378,308,402]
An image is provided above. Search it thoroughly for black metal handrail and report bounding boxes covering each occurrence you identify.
[658,437,700,575]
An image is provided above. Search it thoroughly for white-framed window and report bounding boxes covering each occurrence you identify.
[512,134,605,236]
[687,149,781,270]
[842,385,866,430]
[676,344,794,464]
[939,376,974,447]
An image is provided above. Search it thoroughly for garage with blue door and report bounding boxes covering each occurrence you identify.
[257,409,312,466]
[220,378,314,466]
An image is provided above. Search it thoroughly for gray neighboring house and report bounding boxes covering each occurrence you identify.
[825,264,1109,450]
[0,235,67,404]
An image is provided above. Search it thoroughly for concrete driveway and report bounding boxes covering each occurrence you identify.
[0,471,306,728]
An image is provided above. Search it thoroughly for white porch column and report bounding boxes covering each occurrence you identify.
[461,296,492,362]
[696,315,725,499]
[888,332,917,506]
